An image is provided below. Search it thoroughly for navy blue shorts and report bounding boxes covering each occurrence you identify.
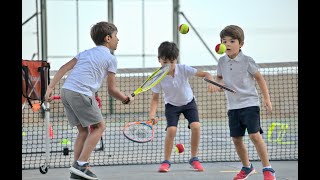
[227,106,263,137]
[164,98,199,130]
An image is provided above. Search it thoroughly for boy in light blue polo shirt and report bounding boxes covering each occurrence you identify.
[213,25,275,180]
[149,41,215,172]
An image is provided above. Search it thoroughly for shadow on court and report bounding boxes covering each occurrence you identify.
[22,161,297,180]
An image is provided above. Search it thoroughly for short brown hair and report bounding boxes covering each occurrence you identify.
[220,25,244,44]
[90,21,117,45]
[158,41,179,61]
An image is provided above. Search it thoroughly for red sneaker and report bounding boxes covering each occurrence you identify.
[263,168,276,180]
[233,164,255,180]
[189,157,204,171]
[158,160,171,172]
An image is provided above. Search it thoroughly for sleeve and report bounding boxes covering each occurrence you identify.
[247,57,259,75]
[151,83,161,93]
[183,64,197,77]
[74,52,81,60]
[107,55,118,74]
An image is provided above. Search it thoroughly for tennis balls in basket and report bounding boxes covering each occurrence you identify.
[175,143,185,153]
[215,43,226,54]
[179,24,189,34]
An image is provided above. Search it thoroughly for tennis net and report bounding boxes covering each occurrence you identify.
[22,62,298,169]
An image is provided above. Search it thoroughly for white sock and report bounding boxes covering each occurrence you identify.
[263,165,272,169]
[77,161,88,166]
[246,163,251,168]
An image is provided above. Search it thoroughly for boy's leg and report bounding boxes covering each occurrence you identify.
[232,136,250,167]
[78,121,106,161]
[73,125,89,162]
[189,122,204,171]
[159,126,176,172]
[189,122,200,158]
[164,126,177,160]
[249,132,276,179]
[249,132,270,167]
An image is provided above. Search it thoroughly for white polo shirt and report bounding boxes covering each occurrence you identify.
[217,50,260,110]
[151,64,197,106]
[63,46,117,97]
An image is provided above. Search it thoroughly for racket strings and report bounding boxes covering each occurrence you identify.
[141,65,170,89]
[124,124,153,142]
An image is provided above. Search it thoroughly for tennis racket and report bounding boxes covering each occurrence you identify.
[203,77,236,93]
[131,64,171,97]
[123,119,155,143]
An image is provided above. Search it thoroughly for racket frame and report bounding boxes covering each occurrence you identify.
[203,77,236,93]
[123,119,155,143]
[131,64,170,97]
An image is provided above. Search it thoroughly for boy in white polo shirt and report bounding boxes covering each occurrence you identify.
[149,41,215,172]
[44,21,134,180]
[212,25,275,180]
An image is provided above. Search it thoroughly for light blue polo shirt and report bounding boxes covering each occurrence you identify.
[62,46,117,97]
[151,64,197,106]
[217,50,260,110]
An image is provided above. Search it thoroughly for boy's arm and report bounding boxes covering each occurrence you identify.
[107,72,133,104]
[45,58,77,102]
[195,71,220,93]
[254,71,272,112]
[149,92,159,124]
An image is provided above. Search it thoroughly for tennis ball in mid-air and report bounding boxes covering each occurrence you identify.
[175,143,185,153]
[179,24,189,34]
[22,132,26,136]
[215,43,226,54]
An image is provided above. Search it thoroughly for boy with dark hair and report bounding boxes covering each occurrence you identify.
[149,41,215,172]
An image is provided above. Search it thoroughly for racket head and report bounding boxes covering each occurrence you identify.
[133,64,170,96]
[123,119,154,143]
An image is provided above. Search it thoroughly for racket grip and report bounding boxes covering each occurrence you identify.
[52,95,61,100]
[122,96,131,104]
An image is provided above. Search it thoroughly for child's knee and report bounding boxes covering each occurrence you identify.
[189,122,200,130]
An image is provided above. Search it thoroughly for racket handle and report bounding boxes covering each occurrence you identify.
[52,95,61,100]
[131,93,135,97]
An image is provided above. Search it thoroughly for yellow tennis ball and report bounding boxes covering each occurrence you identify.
[215,43,226,54]
[179,24,189,34]
[22,132,26,136]
[175,143,185,153]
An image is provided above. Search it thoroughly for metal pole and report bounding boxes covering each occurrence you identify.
[142,0,145,68]
[36,0,39,60]
[40,0,48,61]
[76,0,79,53]
[108,0,114,114]
[108,0,114,56]
[108,0,113,23]
[173,0,180,63]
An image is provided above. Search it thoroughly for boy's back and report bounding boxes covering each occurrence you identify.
[63,46,117,97]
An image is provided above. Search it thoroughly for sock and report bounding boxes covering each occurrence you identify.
[245,163,251,168]
[77,161,88,166]
[263,165,272,169]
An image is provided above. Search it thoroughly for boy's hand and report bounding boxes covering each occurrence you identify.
[122,94,134,104]
[150,117,159,125]
[264,99,272,113]
[45,87,53,102]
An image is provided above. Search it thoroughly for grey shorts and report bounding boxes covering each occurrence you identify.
[61,88,103,127]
